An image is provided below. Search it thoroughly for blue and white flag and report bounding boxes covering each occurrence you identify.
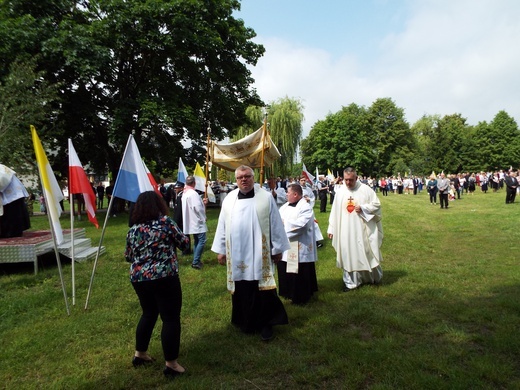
[112,135,154,202]
[177,157,188,184]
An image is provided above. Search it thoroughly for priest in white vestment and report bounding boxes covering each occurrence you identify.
[277,183,318,304]
[211,165,290,341]
[327,167,383,292]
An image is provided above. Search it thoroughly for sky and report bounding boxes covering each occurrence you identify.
[235,0,520,137]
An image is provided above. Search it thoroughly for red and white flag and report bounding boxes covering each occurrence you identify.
[143,161,162,197]
[68,139,99,228]
[302,163,315,183]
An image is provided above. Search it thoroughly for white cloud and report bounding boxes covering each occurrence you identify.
[249,0,520,137]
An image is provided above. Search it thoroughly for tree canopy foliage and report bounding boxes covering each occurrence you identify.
[302,99,519,178]
[0,0,264,180]
[301,98,416,177]
[1,1,519,181]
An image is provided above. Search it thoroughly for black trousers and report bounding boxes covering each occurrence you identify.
[439,192,449,208]
[319,192,327,212]
[506,187,517,203]
[132,275,182,361]
[429,189,437,204]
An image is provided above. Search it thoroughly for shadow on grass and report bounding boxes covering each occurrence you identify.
[314,269,408,294]
[0,251,71,275]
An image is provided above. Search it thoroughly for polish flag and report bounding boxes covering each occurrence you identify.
[68,139,99,228]
[302,163,315,183]
[143,161,161,197]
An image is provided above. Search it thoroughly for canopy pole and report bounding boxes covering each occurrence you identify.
[204,123,211,202]
[259,113,268,185]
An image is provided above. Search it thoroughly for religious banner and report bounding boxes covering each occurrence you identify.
[209,126,281,171]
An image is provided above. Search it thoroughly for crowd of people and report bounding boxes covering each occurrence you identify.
[123,166,518,379]
[123,165,385,380]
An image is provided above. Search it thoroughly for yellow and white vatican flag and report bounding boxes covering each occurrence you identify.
[194,162,216,203]
[31,126,64,244]
[31,125,69,314]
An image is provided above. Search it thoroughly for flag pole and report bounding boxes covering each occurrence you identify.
[70,191,76,306]
[204,123,210,202]
[40,180,70,315]
[45,211,70,315]
[85,135,133,310]
[84,197,113,310]
[259,112,268,185]
[67,138,76,306]
[32,126,69,315]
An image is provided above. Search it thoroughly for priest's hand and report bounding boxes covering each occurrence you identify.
[328,233,333,239]
[217,254,226,265]
[271,253,282,264]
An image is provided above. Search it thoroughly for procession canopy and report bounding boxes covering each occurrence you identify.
[209,126,281,172]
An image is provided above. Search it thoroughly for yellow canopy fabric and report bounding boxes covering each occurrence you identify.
[209,126,281,171]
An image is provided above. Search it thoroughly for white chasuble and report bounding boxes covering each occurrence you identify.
[211,186,289,292]
[327,182,383,273]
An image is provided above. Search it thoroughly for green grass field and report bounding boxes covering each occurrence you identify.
[1,188,519,389]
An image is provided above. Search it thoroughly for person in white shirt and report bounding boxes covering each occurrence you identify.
[181,176,208,269]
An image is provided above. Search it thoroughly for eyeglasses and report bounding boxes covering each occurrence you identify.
[236,174,253,180]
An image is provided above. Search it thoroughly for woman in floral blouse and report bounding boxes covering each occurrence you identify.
[125,191,189,379]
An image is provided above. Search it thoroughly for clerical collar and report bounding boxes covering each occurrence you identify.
[288,201,298,207]
[238,188,255,199]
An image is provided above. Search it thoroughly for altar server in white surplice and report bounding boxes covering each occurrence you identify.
[327,167,383,292]
[299,178,315,208]
[211,165,290,341]
[277,183,318,305]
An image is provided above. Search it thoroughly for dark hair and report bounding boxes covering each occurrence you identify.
[130,191,169,225]
[288,183,303,196]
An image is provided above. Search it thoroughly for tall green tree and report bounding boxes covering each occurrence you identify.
[486,111,520,169]
[367,98,415,176]
[410,115,437,176]
[268,97,304,176]
[301,103,372,175]
[0,0,264,181]
[424,114,468,173]
[301,98,413,178]
[0,58,58,174]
